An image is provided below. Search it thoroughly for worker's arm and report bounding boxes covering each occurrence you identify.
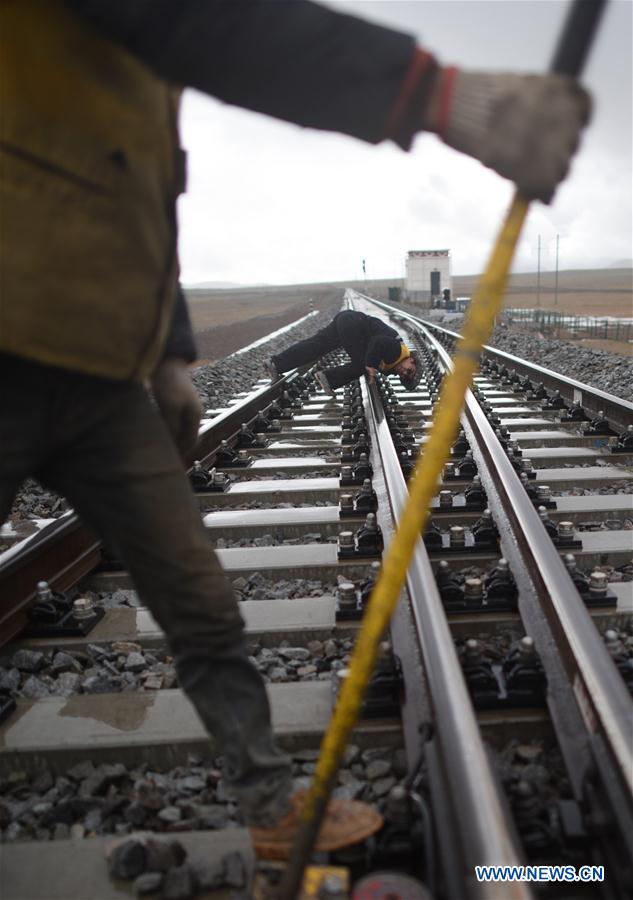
[66,0,590,200]
[65,0,425,148]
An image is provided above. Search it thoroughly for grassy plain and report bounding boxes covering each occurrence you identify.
[184,268,632,362]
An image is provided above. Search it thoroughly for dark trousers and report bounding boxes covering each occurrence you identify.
[272,310,369,389]
[0,355,291,825]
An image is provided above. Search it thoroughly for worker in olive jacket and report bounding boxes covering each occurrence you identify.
[0,0,590,857]
[267,309,421,395]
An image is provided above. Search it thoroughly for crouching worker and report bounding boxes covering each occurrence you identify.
[266,310,421,396]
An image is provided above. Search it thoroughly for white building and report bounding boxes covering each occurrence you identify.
[405,249,452,305]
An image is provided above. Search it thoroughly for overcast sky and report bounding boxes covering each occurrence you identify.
[178,0,632,286]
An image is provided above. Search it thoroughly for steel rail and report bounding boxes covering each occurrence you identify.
[380,302,633,880]
[407,313,633,432]
[362,374,531,900]
[391,298,633,791]
[0,371,297,649]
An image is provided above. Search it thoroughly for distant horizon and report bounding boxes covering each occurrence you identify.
[184,261,633,292]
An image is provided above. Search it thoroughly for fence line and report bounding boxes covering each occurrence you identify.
[503,308,633,342]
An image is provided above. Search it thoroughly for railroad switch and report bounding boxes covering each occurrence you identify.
[24,581,105,638]
[337,514,383,559]
[237,422,267,448]
[339,454,373,486]
[610,424,633,453]
[333,641,402,718]
[583,410,617,437]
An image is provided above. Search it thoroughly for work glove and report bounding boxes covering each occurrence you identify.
[425,69,591,203]
[151,358,202,457]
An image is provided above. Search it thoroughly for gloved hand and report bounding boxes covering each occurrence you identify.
[151,358,202,457]
[424,69,591,202]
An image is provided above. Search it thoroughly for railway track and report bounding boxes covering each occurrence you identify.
[1,293,632,900]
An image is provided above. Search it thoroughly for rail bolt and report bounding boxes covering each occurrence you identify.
[36,581,53,601]
[518,636,536,660]
[73,597,95,620]
[557,521,575,545]
[449,525,466,548]
[439,490,453,508]
[337,581,358,613]
[536,485,551,501]
[464,577,483,603]
[464,638,483,662]
[588,570,608,596]
[339,494,354,516]
[338,530,356,558]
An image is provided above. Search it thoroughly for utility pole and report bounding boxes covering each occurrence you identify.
[554,234,560,306]
[536,234,541,310]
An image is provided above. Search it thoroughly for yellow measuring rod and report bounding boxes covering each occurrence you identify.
[309,192,529,797]
[279,191,530,899]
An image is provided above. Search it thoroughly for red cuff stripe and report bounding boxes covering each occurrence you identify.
[437,66,459,139]
[385,47,435,139]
